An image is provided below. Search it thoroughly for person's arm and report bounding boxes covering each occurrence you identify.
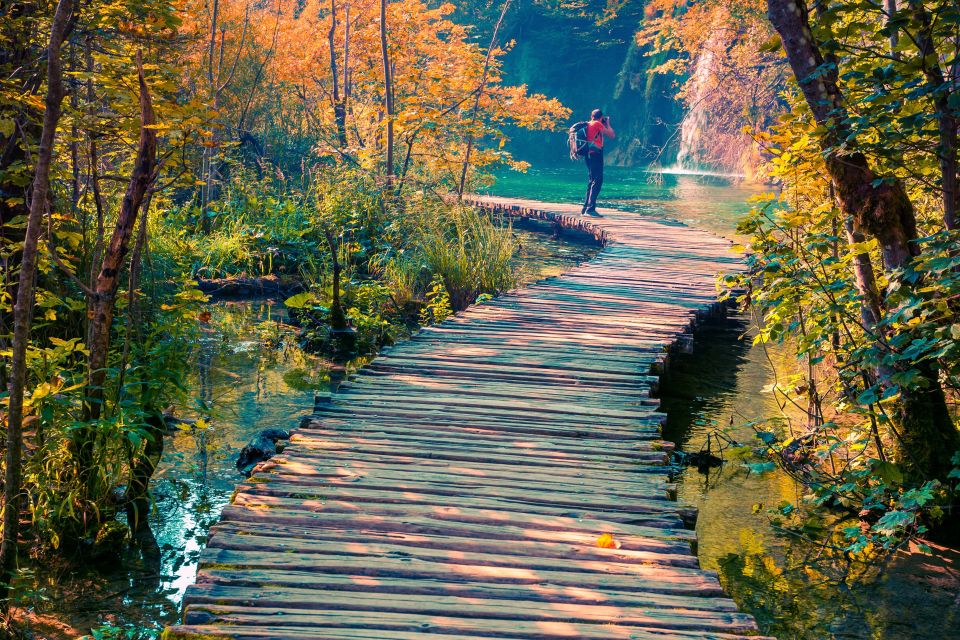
[602,117,615,139]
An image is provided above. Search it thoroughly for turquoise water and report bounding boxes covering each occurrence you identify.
[488,165,766,237]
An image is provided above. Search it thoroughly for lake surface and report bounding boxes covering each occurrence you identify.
[488,165,765,237]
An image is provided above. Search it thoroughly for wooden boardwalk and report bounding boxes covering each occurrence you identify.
[165,197,769,640]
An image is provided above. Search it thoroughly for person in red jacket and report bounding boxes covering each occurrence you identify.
[582,109,615,216]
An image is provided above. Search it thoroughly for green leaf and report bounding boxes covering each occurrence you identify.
[758,34,782,53]
[873,510,914,536]
[284,292,316,309]
[857,386,880,406]
[873,461,903,485]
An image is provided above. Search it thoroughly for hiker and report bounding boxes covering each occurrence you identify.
[581,109,614,216]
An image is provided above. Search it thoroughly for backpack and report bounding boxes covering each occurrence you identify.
[568,121,590,160]
[568,121,601,160]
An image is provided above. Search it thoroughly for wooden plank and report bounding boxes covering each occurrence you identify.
[183,579,738,613]
[224,495,689,530]
[180,603,760,635]
[166,623,773,640]
[205,525,695,567]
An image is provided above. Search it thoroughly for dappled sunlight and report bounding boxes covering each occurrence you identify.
[447,466,490,477]
[446,346,502,357]
[448,563,541,581]
[534,620,583,636]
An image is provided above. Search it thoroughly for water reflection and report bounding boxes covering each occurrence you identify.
[497,168,960,638]
[488,165,767,238]
[151,301,330,603]
[660,317,960,640]
[15,224,599,638]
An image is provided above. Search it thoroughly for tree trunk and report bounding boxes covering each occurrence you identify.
[457,0,512,199]
[768,0,960,480]
[379,0,393,189]
[0,0,75,606]
[323,228,347,331]
[0,0,43,321]
[77,53,157,499]
[329,0,348,149]
[125,413,164,532]
[906,0,958,230]
[841,216,884,330]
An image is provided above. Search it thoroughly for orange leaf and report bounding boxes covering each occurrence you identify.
[596,533,619,549]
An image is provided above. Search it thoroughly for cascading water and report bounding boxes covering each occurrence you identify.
[676,45,715,171]
[667,24,751,180]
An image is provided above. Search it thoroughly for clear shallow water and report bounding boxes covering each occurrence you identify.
[487,165,767,238]
[15,302,337,638]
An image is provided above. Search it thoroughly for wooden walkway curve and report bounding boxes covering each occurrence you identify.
[164,196,770,640]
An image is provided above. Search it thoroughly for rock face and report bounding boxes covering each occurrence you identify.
[236,429,291,477]
[460,1,681,167]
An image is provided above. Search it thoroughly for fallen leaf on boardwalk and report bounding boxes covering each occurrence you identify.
[596,533,619,549]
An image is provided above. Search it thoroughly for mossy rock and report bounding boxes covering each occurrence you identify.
[92,520,130,557]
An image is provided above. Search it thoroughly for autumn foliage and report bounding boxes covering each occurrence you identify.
[177,0,568,188]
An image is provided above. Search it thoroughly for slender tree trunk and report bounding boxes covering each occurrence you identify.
[885,0,900,56]
[457,0,512,199]
[379,0,393,189]
[0,0,75,605]
[0,0,43,323]
[124,196,163,532]
[344,1,351,106]
[768,0,960,480]
[841,216,884,330]
[201,0,221,233]
[323,229,347,331]
[329,0,348,149]
[906,0,958,230]
[78,53,157,499]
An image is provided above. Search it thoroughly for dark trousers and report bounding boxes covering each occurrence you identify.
[583,150,603,211]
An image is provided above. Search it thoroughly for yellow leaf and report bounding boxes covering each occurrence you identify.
[596,533,619,549]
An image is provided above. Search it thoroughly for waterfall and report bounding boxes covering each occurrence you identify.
[675,43,716,171]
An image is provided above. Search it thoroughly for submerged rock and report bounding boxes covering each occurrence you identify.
[237,428,291,476]
[672,449,724,472]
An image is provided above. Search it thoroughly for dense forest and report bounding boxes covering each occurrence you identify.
[1,0,960,638]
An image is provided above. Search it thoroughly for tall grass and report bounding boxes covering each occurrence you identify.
[418,204,520,311]
[151,170,323,281]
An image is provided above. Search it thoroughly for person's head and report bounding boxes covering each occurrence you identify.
[591,109,603,121]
